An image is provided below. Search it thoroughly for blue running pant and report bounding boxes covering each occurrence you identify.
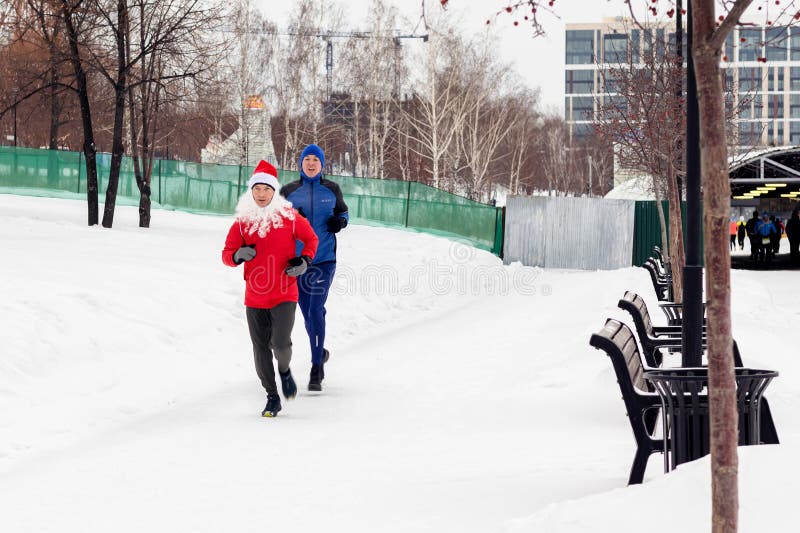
[297,261,336,365]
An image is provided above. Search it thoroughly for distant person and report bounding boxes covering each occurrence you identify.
[772,216,785,255]
[737,215,746,250]
[729,218,737,251]
[745,209,760,260]
[755,212,777,263]
[281,144,349,392]
[786,210,800,262]
[222,160,319,417]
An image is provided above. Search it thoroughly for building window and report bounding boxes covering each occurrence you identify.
[790,121,800,144]
[738,66,763,93]
[642,28,653,59]
[601,69,622,93]
[572,122,594,139]
[739,28,763,61]
[725,32,735,61]
[602,94,628,114]
[739,121,764,146]
[724,68,735,92]
[790,29,800,61]
[790,67,800,90]
[571,96,595,121]
[565,70,594,94]
[767,95,784,118]
[566,30,595,64]
[767,66,785,92]
[667,31,688,58]
[739,94,763,120]
[790,95,800,118]
[768,121,784,145]
[765,27,789,62]
[603,33,628,63]
[656,28,665,58]
[631,29,640,63]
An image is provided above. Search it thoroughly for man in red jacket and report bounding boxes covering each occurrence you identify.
[222,160,319,417]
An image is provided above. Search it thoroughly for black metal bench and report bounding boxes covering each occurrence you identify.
[645,255,669,278]
[657,301,707,326]
[642,260,672,301]
[609,297,779,446]
[590,317,779,484]
[589,318,665,485]
[617,291,711,367]
[652,246,665,270]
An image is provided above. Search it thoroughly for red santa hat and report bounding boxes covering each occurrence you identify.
[248,160,280,191]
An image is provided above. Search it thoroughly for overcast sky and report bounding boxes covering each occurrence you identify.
[251,1,666,113]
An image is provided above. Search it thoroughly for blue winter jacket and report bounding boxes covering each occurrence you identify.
[281,175,349,264]
[755,220,776,237]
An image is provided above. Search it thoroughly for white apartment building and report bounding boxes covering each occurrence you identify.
[565,18,800,148]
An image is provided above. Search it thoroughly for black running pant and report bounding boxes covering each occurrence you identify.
[246,302,296,395]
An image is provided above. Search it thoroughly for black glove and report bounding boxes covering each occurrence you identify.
[326,216,347,233]
[233,244,256,264]
[285,255,311,277]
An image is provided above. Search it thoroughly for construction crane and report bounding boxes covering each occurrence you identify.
[269,29,429,103]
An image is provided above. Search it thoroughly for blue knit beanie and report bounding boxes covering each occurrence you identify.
[299,144,325,178]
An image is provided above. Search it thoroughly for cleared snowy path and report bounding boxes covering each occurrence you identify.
[1,195,797,533]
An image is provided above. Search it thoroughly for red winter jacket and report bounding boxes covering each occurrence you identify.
[222,210,318,309]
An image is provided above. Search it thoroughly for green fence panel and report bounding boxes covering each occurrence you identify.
[0,146,503,254]
[633,200,704,266]
[0,147,82,192]
[493,207,505,256]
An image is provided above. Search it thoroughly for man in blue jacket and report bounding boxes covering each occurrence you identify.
[281,144,349,392]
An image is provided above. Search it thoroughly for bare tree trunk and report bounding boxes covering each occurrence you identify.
[47,63,61,150]
[667,164,685,303]
[127,55,154,227]
[138,81,158,228]
[101,0,130,228]
[693,1,745,531]
[128,85,149,227]
[354,99,363,176]
[60,0,99,226]
[508,119,527,194]
[281,114,293,170]
[654,187,669,268]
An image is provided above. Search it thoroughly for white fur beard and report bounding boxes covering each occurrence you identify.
[235,191,295,237]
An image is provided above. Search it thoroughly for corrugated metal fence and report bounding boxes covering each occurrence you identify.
[504,196,636,270]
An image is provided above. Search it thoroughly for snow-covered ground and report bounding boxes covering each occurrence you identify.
[0,194,797,533]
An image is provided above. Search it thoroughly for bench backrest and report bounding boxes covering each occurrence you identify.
[642,261,670,301]
[590,318,651,394]
[619,291,655,335]
[652,246,664,265]
[617,291,663,367]
[644,257,667,278]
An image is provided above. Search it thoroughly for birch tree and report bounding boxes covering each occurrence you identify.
[498,89,541,195]
[267,0,338,169]
[457,43,517,200]
[338,0,402,178]
[402,27,469,188]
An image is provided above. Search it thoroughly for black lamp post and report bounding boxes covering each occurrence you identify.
[681,0,704,367]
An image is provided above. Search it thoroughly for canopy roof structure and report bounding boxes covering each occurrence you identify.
[729,147,800,201]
